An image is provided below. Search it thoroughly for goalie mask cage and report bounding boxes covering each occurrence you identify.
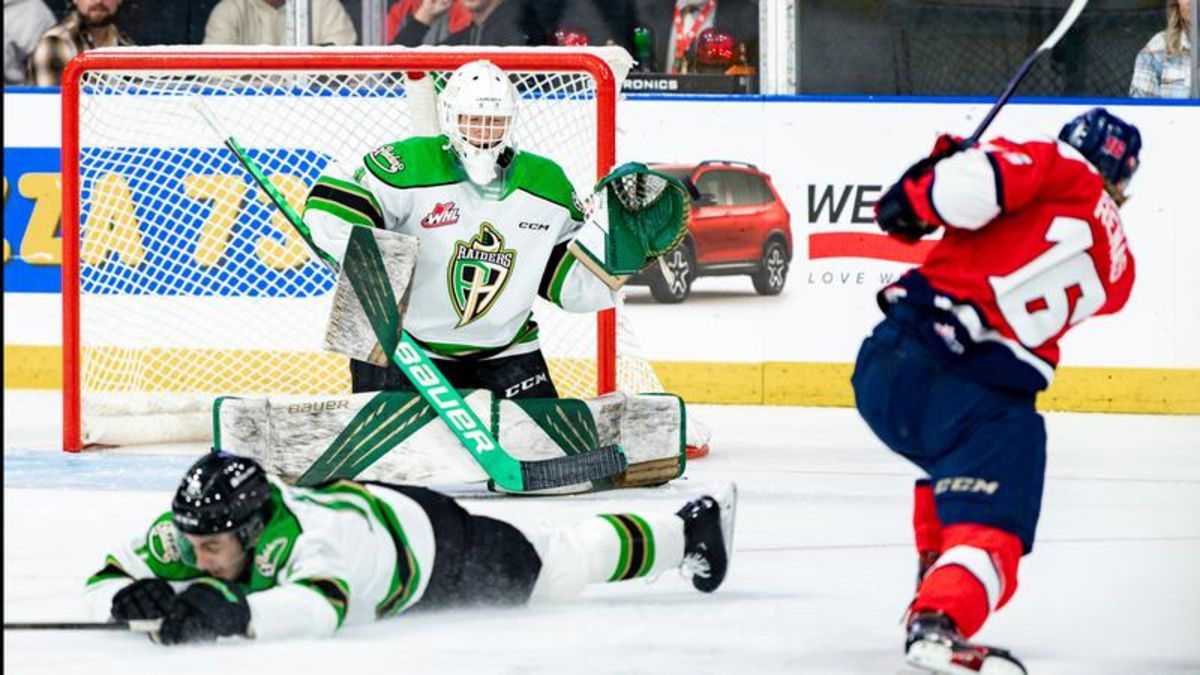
[61,46,665,450]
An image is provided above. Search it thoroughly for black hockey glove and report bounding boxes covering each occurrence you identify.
[876,133,966,243]
[875,180,937,243]
[156,579,250,645]
[111,578,176,621]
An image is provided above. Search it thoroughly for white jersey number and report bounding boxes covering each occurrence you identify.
[989,217,1107,348]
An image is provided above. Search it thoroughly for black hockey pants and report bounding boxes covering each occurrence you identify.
[350,349,560,400]
[367,484,543,610]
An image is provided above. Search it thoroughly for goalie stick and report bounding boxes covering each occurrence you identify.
[192,98,626,493]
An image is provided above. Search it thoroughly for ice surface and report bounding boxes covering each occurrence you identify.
[4,391,1198,674]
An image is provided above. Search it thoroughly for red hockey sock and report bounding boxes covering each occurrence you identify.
[911,523,1023,638]
[912,479,942,557]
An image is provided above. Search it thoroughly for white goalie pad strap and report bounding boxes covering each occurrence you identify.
[930,149,1001,230]
[929,545,1002,611]
[323,227,420,366]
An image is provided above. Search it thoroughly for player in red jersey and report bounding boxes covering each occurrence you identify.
[853,108,1142,675]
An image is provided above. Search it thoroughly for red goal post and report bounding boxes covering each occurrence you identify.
[60,46,645,451]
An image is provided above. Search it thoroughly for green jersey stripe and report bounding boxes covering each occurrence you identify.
[85,555,132,586]
[308,181,385,229]
[547,252,577,306]
[295,577,350,627]
[312,481,421,618]
[293,492,372,522]
[370,497,421,617]
[305,195,379,230]
[314,174,384,216]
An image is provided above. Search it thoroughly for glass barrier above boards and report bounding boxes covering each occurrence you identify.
[797,0,1196,99]
[7,0,763,94]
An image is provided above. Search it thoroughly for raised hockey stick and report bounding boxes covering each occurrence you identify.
[192,98,626,492]
[965,0,1090,146]
[4,619,161,632]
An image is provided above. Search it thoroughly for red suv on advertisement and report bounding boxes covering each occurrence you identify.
[632,160,792,303]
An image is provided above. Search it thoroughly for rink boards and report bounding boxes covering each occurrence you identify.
[4,90,1198,412]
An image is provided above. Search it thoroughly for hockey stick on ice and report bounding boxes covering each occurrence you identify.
[964,0,1090,147]
[192,98,626,492]
[4,619,161,632]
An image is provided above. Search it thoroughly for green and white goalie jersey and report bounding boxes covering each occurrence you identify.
[303,136,615,359]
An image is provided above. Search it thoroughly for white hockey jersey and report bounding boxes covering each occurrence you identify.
[303,136,615,358]
[84,477,436,640]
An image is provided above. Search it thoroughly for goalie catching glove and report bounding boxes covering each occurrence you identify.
[568,162,690,290]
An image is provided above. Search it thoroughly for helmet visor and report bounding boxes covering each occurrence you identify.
[177,525,198,566]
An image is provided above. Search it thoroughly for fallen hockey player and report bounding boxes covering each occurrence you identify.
[84,451,737,644]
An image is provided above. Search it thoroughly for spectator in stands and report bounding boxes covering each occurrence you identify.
[555,0,640,52]
[204,0,357,46]
[392,0,526,47]
[1130,0,1193,98]
[639,0,757,74]
[27,0,132,86]
[386,0,471,44]
[4,0,56,85]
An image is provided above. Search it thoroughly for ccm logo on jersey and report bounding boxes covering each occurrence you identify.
[422,202,461,228]
[935,477,1000,495]
[393,341,496,453]
[518,221,550,231]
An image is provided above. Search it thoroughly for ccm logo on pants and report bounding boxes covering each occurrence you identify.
[935,477,1000,495]
[505,373,549,398]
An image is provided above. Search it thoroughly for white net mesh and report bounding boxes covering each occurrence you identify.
[67,47,663,446]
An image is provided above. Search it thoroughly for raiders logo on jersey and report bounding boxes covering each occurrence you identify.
[448,223,516,328]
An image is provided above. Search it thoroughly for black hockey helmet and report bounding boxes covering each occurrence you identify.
[172,451,272,549]
[1058,107,1142,187]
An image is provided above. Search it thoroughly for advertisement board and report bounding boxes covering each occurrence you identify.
[5,90,1198,410]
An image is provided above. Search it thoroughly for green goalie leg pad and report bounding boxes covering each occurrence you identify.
[297,391,437,486]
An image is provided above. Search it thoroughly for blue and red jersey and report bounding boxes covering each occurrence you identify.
[879,136,1136,392]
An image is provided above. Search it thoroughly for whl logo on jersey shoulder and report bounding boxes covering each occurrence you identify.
[448,223,516,328]
[422,202,461,228]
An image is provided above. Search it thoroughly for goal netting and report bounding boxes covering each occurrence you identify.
[62,46,672,449]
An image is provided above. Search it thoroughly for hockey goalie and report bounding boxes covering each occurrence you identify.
[215,59,695,493]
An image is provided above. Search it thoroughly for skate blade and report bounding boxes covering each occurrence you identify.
[906,639,1026,675]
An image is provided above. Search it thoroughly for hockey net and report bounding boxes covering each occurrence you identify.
[62,46,681,450]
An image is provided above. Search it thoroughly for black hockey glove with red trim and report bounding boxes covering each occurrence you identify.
[112,578,176,621]
[156,578,250,645]
[875,180,933,243]
[875,134,965,243]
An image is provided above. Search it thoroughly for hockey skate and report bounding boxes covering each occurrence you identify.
[676,483,737,593]
[905,611,1027,675]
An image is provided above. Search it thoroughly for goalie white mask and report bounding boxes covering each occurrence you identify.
[439,60,519,186]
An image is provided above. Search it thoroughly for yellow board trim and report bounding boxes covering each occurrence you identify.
[5,346,1197,414]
